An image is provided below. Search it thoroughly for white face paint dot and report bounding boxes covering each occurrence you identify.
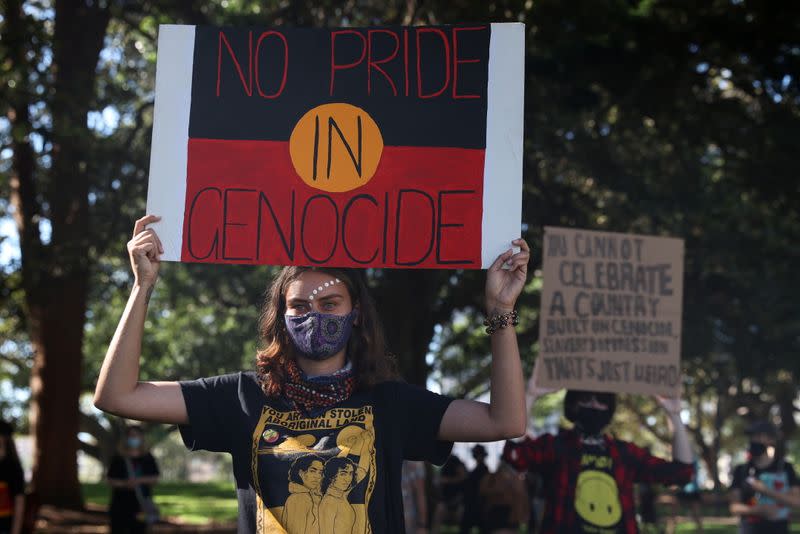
[318,286,323,291]
[335,278,341,283]
[324,282,330,287]
[309,295,314,300]
[313,289,318,294]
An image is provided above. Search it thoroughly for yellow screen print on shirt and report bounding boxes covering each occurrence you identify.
[575,452,622,530]
[250,405,377,534]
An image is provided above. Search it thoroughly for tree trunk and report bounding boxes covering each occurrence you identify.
[699,444,720,491]
[6,0,111,507]
[375,271,449,387]
[27,279,88,507]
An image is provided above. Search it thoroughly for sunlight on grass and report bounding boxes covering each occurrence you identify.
[83,482,239,525]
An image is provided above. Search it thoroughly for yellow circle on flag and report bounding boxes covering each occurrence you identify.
[289,103,383,193]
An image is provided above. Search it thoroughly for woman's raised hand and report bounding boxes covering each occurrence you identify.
[485,238,530,313]
[128,215,164,287]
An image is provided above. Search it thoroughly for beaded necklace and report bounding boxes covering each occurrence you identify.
[283,357,356,415]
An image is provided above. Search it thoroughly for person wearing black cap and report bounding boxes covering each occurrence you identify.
[729,420,800,534]
[503,389,694,534]
[460,444,490,534]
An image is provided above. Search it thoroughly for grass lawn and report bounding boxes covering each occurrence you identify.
[83,483,800,531]
[82,481,239,525]
[670,523,800,533]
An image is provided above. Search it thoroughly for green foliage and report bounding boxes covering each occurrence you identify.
[1,0,799,496]
[429,0,800,487]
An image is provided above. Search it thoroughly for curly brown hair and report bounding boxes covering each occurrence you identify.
[256,266,397,397]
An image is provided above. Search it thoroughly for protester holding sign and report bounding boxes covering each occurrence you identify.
[503,388,694,534]
[535,227,685,398]
[729,421,800,534]
[93,214,528,533]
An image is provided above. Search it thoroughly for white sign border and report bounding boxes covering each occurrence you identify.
[146,24,196,261]
[481,22,525,268]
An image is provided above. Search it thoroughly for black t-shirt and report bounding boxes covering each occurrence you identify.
[107,453,160,515]
[439,457,464,501]
[730,458,798,534]
[463,463,488,505]
[179,371,454,534]
[574,438,623,534]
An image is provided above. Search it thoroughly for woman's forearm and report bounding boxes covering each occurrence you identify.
[133,475,160,487]
[436,323,526,441]
[730,502,755,516]
[93,283,153,412]
[487,321,526,438]
[668,412,693,463]
[755,486,800,508]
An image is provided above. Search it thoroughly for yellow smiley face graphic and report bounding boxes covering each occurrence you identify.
[574,470,622,527]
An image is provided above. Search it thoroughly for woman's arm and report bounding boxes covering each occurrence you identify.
[729,488,783,519]
[747,478,800,508]
[93,215,188,424]
[438,239,529,442]
[657,396,693,463]
[132,475,160,487]
[108,477,135,489]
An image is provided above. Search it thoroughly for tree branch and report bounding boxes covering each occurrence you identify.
[78,439,103,462]
[4,0,44,270]
[618,396,672,445]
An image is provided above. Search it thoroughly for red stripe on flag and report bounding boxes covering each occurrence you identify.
[181,139,484,268]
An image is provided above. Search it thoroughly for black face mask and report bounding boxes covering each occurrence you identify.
[574,406,612,436]
[748,441,768,458]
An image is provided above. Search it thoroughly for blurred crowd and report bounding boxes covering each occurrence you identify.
[403,418,799,534]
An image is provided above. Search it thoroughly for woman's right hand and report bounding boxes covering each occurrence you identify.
[128,215,164,287]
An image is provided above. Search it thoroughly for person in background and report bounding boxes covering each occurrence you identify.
[479,458,529,534]
[636,481,660,534]
[504,389,694,534]
[460,444,490,534]
[525,471,544,534]
[0,421,24,534]
[402,461,429,533]
[669,457,703,533]
[107,426,160,534]
[433,455,466,532]
[729,421,800,534]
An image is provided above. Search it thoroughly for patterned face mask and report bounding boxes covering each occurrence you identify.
[284,310,358,361]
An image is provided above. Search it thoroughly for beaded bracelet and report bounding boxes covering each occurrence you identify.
[483,310,519,335]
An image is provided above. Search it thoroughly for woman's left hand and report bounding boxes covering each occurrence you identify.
[486,238,530,313]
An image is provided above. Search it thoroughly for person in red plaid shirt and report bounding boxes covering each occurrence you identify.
[503,389,694,534]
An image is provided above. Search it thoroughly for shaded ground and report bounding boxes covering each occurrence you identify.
[36,486,800,533]
[34,504,236,533]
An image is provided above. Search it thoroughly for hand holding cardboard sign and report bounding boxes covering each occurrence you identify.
[485,238,529,313]
[128,215,164,288]
[655,395,682,418]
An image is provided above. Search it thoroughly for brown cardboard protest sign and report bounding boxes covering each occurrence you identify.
[533,226,684,396]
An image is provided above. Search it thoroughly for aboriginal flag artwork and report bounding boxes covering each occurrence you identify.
[146,24,524,269]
